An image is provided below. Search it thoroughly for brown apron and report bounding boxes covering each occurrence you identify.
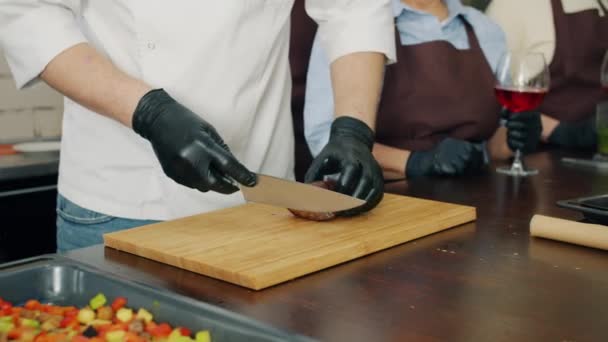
[538,0,608,122]
[376,21,500,151]
[289,0,317,181]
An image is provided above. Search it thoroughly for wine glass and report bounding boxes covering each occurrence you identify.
[601,50,608,89]
[494,51,550,177]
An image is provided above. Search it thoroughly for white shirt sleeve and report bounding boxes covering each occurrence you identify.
[303,34,334,157]
[305,0,396,64]
[0,0,87,88]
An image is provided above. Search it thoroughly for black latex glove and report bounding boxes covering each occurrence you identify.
[132,89,256,194]
[548,117,597,150]
[305,116,383,217]
[406,138,485,178]
[506,111,542,153]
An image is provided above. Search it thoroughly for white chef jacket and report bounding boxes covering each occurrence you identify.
[0,1,396,221]
[487,0,608,65]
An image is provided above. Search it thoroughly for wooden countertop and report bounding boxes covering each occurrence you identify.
[66,148,608,342]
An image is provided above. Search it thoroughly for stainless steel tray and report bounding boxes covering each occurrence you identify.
[0,255,314,342]
[557,194,608,225]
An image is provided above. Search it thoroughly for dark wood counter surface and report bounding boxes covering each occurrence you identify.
[66,149,608,342]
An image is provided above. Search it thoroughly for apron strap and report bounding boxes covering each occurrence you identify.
[597,0,608,15]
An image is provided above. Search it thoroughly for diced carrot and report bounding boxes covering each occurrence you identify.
[124,332,144,342]
[64,308,79,318]
[71,336,90,342]
[47,306,65,316]
[24,300,41,311]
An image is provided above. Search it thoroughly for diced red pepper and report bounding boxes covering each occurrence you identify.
[71,336,90,342]
[0,301,13,316]
[110,297,127,311]
[63,307,78,318]
[178,327,191,337]
[149,323,172,337]
[8,327,23,339]
[60,316,77,329]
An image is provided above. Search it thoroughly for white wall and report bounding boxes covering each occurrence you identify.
[0,52,63,143]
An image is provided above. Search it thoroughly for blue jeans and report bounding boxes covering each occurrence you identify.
[56,194,160,253]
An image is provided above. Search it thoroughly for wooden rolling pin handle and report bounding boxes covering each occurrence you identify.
[530,215,608,251]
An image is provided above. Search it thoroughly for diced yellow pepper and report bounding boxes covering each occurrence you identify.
[195,331,211,342]
[0,321,14,333]
[77,308,96,324]
[106,330,126,342]
[116,308,134,323]
[135,308,153,323]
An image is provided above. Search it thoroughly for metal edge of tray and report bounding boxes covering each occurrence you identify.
[0,254,316,342]
[556,195,608,225]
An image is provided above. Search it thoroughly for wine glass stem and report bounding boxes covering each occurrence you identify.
[512,149,524,171]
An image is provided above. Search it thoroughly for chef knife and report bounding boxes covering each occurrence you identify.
[239,174,365,212]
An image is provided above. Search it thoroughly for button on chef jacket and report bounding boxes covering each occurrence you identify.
[0,1,396,221]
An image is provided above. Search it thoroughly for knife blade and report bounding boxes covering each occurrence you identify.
[239,174,365,212]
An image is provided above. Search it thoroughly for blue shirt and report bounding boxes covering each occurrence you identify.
[304,0,508,156]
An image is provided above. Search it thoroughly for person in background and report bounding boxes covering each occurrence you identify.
[0,1,395,251]
[487,0,608,151]
[304,0,540,180]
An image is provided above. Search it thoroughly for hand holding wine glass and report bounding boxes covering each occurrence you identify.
[494,51,550,176]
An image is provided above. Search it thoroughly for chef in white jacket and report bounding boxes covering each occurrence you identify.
[0,1,396,252]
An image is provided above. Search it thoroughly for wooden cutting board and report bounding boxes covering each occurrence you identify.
[104,194,475,290]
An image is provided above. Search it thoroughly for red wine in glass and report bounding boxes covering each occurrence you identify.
[494,86,548,113]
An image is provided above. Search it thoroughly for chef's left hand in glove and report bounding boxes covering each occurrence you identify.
[548,118,597,150]
[305,116,383,217]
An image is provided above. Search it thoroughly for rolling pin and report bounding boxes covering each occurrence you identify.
[530,215,608,251]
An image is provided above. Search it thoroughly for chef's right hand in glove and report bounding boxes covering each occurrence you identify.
[505,111,542,153]
[132,89,257,194]
[406,138,485,179]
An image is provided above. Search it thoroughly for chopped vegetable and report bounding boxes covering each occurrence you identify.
[110,298,127,312]
[90,294,107,311]
[21,318,39,329]
[115,309,133,324]
[23,300,41,311]
[77,308,96,325]
[106,330,126,342]
[177,328,191,337]
[148,323,171,338]
[83,326,99,338]
[0,321,14,333]
[135,309,152,324]
[0,295,211,342]
[97,307,114,321]
[195,331,210,342]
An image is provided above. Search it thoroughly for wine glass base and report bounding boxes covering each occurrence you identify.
[496,166,539,177]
